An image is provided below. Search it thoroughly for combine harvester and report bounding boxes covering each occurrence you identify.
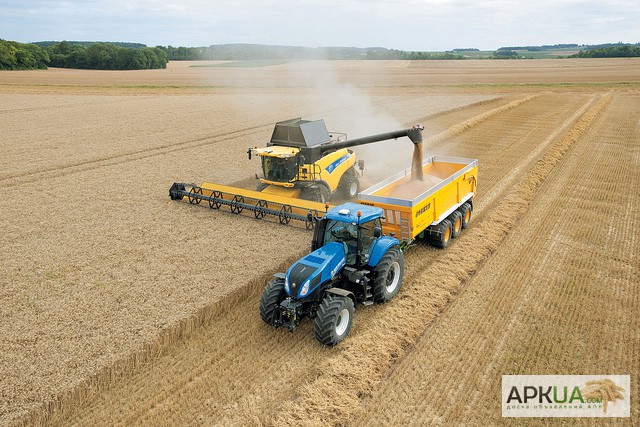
[169,117,478,345]
[169,118,423,227]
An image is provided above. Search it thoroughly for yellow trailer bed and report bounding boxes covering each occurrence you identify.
[357,156,478,242]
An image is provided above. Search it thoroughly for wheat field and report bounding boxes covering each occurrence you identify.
[1,59,638,426]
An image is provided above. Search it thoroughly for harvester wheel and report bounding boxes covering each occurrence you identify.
[449,210,463,238]
[301,185,329,203]
[338,169,360,199]
[459,202,472,229]
[314,294,354,346]
[429,219,453,249]
[372,247,405,303]
[259,278,285,326]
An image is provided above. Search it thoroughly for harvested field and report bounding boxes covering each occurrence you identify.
[1,59,639,426]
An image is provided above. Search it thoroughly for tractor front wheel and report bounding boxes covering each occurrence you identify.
[259,278,285,326]
[314,294,355,346]
[372,247,405,303]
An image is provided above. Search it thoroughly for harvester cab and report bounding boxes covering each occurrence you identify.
[248,118,355,203]
[260,202,405,346]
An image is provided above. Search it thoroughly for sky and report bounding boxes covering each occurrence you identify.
[1,0,639,51]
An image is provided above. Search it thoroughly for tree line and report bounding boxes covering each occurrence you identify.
[570,44,640,58]
[0,39,49,70]
[0,39,167,70]
[159,44,467,61]
[3,39,639,70]
[47,41,167,69]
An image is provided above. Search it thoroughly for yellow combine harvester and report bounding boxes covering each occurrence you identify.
[249,118,423,202]
[169,118,424,226]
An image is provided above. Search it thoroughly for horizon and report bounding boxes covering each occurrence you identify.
[2,1,638,52]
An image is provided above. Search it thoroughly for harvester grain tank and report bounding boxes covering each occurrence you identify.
[260,155,478,345]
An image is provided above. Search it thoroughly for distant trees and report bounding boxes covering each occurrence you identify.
[493,50,519,59]
[0,40,167,70]
[0,39,49,70]
[47,42,167,69]
[571,45,640,58]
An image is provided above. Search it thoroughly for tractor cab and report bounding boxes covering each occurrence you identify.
[312,203,384,267]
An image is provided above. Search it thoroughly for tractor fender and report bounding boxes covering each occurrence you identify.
[325,287,356,306]
[367,236,401,267]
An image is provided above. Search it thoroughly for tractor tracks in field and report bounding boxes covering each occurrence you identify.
[0,124,272,188]
[18,92,603,427]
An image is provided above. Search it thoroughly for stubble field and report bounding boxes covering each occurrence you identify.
[1,58,638,426]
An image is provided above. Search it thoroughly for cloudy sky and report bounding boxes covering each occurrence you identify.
[2,0,639,51]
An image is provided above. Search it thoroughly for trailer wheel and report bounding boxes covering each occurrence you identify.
[449,210,463,238]
[259,278,285,326]
[372,247,405,303]
[338,169,360,198]
[429,219,453,248]
[314,294,354,346]
[459,202,472,229]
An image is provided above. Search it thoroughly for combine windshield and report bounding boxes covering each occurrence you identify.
[262,156,298,182]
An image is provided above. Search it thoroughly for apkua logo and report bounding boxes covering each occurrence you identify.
[502,375,630,417]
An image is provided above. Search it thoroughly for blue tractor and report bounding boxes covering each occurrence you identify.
[259,202,405,346]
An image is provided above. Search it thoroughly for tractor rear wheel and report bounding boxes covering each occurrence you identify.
[338,169,360,199]
[372,247,405,303]
[259,278,285,326]
[314,294,354,346]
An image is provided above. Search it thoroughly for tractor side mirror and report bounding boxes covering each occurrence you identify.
[373,226,382,238]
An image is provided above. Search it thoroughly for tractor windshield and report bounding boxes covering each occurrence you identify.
[324,220,358,246]
[262,156,298,183]
[323,218,382,265]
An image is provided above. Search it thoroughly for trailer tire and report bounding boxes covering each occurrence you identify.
[314,294,354,346]
[338,169,360,199]
[372,247,405,303]
[259,278,285,326]
[430,219,453,249]
[449,210,463,238]
[459,202,472,229]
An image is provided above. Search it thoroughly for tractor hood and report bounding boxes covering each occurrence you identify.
[285,242,346,298]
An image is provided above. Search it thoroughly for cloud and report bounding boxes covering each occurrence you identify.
[1,0,638,49]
